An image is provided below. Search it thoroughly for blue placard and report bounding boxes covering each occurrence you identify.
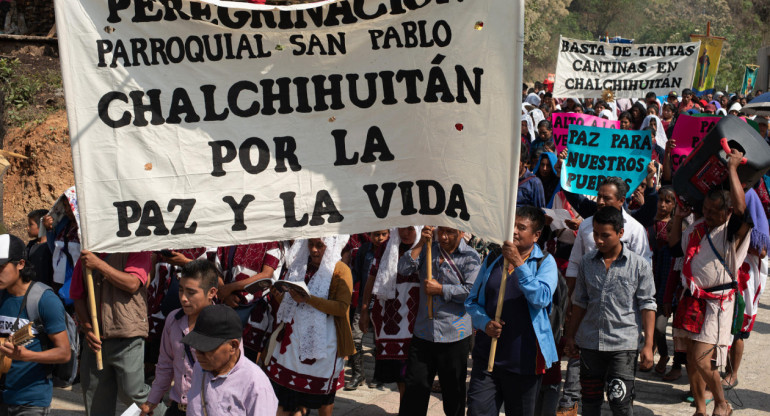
[559,125,652,197]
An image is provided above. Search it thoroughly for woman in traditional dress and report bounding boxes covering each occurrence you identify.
[538,103,552,126]
[598,109,614,120]
[669,149,750,416]
[640,114,668,165]
[722,188,770,390]
[265,236,354,416]
[531,120,555,155]
[360,226,423,398]
[529,108,545,127]
[533,151,561,209]
[215,242,281,361]
[522,113,535,144]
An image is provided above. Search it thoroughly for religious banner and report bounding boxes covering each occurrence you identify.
[741,65,759,96]
[690,34,724,97]
[559,125,652,197]
[55,0,518,252]
[551,112,619,153]
[553,36,700,99]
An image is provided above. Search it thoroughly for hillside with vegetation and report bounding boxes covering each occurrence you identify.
[523,0,770,89]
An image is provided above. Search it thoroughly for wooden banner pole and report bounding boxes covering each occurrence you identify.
[487,259,510,372]
[84,267,103,370]
[426,237,434,320]
[488,0,525,373]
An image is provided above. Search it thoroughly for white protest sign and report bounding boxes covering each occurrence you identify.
[542,208,572,231]
[554,36,700,99]
[55,0,517,252]
[120,404,141,416]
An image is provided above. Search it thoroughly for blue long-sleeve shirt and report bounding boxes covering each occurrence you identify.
[465,245,559,368]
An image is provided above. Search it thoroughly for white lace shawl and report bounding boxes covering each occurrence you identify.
[599,109,616,121]
[275,234,349,361]
[525,92,541,107]
[641,114,668,148]
[522,114,535,142]
[372,226,423,300]
[529,109,545,128]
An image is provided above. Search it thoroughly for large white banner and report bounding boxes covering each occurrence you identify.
[554,36,700,98]
[55,0,516,252]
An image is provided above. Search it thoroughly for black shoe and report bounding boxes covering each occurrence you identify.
[367,378,379,389]
[344,374,365,391]
[376,382,386,391]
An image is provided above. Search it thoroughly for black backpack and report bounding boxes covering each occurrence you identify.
[545,259,569,344]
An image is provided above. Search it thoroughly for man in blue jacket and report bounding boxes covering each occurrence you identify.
[465,206,559,416]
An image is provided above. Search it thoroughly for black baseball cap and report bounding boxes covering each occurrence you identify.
[0,234,26,266]
[181,304,242,352]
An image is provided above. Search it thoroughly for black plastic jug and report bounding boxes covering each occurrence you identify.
[673,115,770,210]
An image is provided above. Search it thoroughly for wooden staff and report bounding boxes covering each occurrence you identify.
[487,259,509,372]
[84,267,103,370]
[426,237,433,320]
[0,149,28,159]
[488,0,525,372]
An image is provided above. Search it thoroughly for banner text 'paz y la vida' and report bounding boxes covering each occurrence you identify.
[56,0,518,252]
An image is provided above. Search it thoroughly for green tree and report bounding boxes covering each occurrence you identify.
[565,0,635,40]
[525,0,767,95]
[524,0,573,81]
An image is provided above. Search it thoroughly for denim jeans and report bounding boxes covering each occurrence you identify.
[535,381,561,416]
[558,356,581,408]
[0,405,50,416]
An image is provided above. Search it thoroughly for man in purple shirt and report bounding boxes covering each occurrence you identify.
[140,260,219,416]
[183,304,278,416]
